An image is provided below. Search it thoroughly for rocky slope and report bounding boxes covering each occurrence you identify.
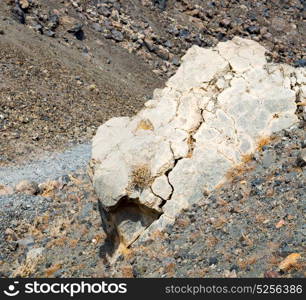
[0,126,305,278]
[0,0,163,165]
[0,0,305,278]
[1,0,305,165]
[109,127,306,278]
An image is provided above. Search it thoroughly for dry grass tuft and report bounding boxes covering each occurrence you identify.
[187,136,196,158]
[256,136,274,152]
[136,119,154,131]
[241,153,254,163]
[121,265,134,278]
[238,256,257,270]
[129,164,153,191]
[12,252,44,277]
[225,163,255,181]
[45,263,62,277]
[225,135,278,181]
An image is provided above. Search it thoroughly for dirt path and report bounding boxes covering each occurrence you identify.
[0,143,91,187]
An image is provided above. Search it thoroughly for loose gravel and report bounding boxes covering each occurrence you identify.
[0,144,91,187]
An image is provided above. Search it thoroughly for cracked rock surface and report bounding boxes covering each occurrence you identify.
[91,37,305,246]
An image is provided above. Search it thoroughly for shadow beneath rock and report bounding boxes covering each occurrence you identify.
[97,199,119,261]
[97,197,161,261]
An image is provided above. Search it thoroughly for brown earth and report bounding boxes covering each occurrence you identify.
[0,1,163,166]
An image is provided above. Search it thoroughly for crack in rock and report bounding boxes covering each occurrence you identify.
[90,37,305,250]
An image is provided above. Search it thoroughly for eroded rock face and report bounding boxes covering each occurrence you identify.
[91,37,305,246]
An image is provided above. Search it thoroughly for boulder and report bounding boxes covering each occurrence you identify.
[90,37,305,246]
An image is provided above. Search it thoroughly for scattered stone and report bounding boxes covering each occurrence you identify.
[45,30,55,38]
[271,17,287,32]
[17,236,35,248]
[92,23,102,32]
[19,0,29,10]
[87,84,97,91]
[208,257,218,265]
[32,23,43,34]
[143,38,155,52]
[296,149,306,167]
[264,271,279,278]
[48,14,60,30]
[294,59,306,68]
[179,28,189,38]
[98,7,111,17]
[12,4,26,24]
[153,0,168,11]
[223,269,237,278]
[220,18,231,27]
[67,23,84,40]
[172,56,180,66]
[154,46,169,60]
[164,40,173,48]
[246,25,260,34]
[262,151,276,168]
[111,29,124,42]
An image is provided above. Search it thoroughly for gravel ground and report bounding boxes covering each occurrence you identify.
[0,194,53,266]
[0,169,104,278]
[0,144,91,187]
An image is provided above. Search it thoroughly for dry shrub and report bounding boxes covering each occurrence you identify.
[187,136,196,158]
[238,256,257,270]
[192,268,209,277]
[176,218,190,228]
[129,164,153,191]
[256,136,274,151]
[241,153,254,163]
[45,263,62,277]
[164,262,175,276]
[206,235,219,248]
[13,252,44,277]
[40,180,60,197]
[121,265,134,278]
[49,217,70,237]
[225,135,277,181]
[48,236,68,247]
[212,216,228,229]
[92,233,105,244]
[225,162,255,181]
[151,230,164,240]
[117,243,132,258]
[136,119,154,131]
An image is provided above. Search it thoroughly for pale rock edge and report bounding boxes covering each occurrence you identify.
[90,37,306,247]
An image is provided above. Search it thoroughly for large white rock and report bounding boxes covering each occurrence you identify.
[91,37,305,245]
